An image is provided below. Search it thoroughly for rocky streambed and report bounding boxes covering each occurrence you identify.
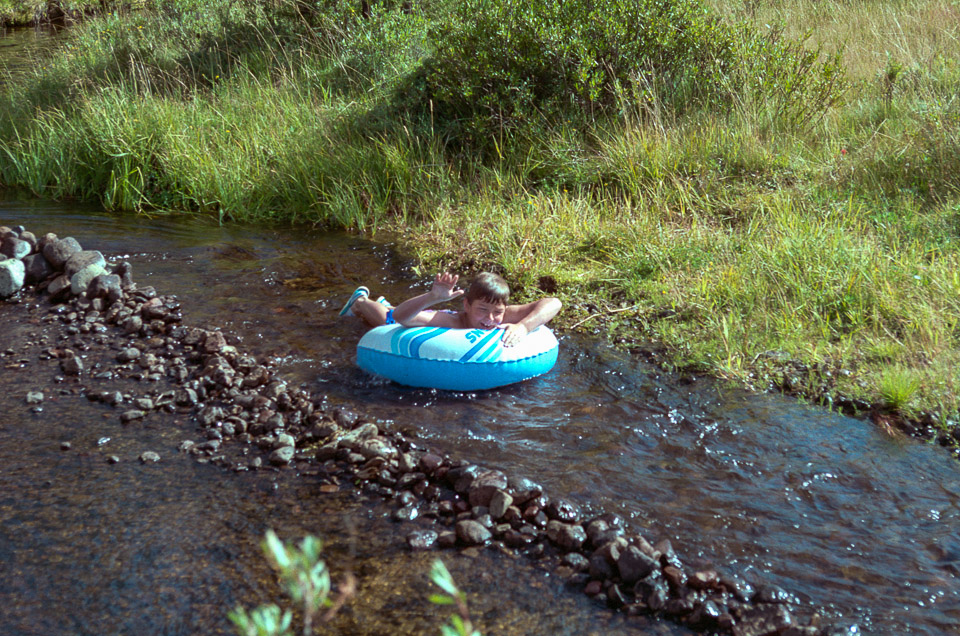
[0,222,849,636]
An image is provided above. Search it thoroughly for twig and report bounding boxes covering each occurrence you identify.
[570,304,639,330]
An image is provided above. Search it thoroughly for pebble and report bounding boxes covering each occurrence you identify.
[406,529,438,550]
[140,451,161,463]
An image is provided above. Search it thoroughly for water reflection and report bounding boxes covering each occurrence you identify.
[2,198,960,634]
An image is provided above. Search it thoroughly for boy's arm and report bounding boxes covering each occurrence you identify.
[390,273,464,327]
[500,297,562,346]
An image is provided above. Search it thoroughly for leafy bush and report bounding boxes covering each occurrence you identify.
[403,0,845,152]
[415,0,736,145]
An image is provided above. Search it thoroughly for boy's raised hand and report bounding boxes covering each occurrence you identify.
[430,272,464,302]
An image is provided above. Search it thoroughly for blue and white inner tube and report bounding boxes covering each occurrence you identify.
[357,324,559,390]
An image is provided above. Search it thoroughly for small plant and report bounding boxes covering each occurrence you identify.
[229,530,354,636]
[429,560,482,636]
[878,367,922,412]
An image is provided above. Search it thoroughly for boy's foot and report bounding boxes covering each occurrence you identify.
[339,286,369,316]
[375,296,392,308]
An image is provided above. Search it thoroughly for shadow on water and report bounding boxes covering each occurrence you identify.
[2,199,960,635]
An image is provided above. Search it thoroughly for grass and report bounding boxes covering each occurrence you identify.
[1,0,959,439]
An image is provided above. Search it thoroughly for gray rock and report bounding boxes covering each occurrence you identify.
[43,236,82,269]
[337,422,379,449]
[139,451,161,463]
[64,250,105,278]
[269,446,295,465]
[71,263,107,295]
[455,520,492,546]
[89,273,122,302]
[18,231,37,250]
[406,529,438,550]
[467,469,509,507]
[46,273,71,299]
[1,236,30,259]
[546,520,587,551]
[117,347,141,363]
[275,433,296,449]
[60,356,83,375]
[489,489,514,520]
[357,437,398,460]
[121,410,146,423]
[22,253,53,284]
[735,604,794,636]
[0,258,25,298]
[617,545,659,584]
[25,391,44,404]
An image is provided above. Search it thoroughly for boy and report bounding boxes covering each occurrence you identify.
[339,272,561,348]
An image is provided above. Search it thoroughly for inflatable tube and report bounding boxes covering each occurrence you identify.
[357,324,559,390]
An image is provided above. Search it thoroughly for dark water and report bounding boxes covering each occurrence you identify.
[2,200,959,635]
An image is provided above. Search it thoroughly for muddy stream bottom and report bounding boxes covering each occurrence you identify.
[2,199,960,635]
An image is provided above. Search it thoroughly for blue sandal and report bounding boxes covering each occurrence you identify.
[339,286,370,316]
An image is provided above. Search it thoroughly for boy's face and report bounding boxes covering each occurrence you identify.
[463,298,506,330]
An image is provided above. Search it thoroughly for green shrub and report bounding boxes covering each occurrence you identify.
[415,0,737,148]
[406,0,846,153]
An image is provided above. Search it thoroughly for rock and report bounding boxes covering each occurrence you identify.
[1,236,31,259]
[489,489,513,520]
[455,520,492,546]
[584,580,603,596]
[0,258,25,298]
[546,520,587,551]
[393,506,419,522]
[562,552,590,571]
[337,422,379,449]
[22,253,53,284]
[546,498,582,523]
[203,330,227,353]
[106,455,120,464]
[618,545,659,584]
[60,441,72,451]
[46,273,72,299]
[419,452,443,473]
[467,469,509,507]
[753,584,795,604]
[122,315,142,335]
[139,451,161,463]
[18,230,36,250]
[175,387,198,406]
[89,273,122,302]
[121,410,146,423]
[71,263,107,296]
[508,475,543,504]
[25,391,43,404]
[117,347,141,363]
[43,236,82,268]
[589,553,615,580]
[733,604,794,636]
[357,438,398,461]
[406,529,438,550]
[269,446,295,465]
[60,356,83,375]
[64,250,105,278]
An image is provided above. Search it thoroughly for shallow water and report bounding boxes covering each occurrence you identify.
[2,199,959,634]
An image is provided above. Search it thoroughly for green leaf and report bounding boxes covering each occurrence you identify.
[428,594,455,605]
[430,559,459,596]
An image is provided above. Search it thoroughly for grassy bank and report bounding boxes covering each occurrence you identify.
[1,0,958,444]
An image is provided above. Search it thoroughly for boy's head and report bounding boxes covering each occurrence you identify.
[463,272,509,330]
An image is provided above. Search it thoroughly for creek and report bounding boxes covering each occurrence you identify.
[1,198,959,635]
